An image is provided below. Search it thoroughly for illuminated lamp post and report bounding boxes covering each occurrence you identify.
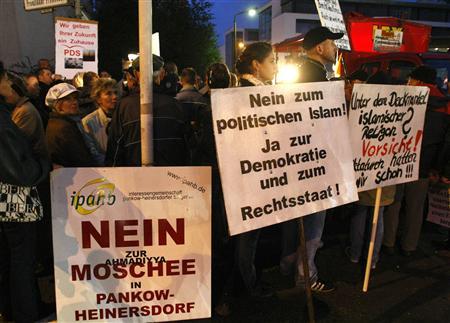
[233,8,257,71]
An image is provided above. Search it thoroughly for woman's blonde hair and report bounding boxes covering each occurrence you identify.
[90,78,117,102]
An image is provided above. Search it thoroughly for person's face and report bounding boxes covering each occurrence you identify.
[39,69,53,85]
[0,75,13,99]
[317,39,338,64]
[254,51,277,82]
[55,92,79,115]
[26,76,40,97]
[0,75,19,105]
[97,88,118,113]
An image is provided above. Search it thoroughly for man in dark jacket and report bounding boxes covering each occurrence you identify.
[298,27,343,83]
[290,27,344,293]
[0,63,49,186]
[45,83,97,167]
[105,55,189,167]
[0,62,50,323]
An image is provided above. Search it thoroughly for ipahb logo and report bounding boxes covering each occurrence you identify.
[70,178,116,215]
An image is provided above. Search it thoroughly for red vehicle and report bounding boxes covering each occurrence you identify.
[344,51,450,88]
[343,13,450,89]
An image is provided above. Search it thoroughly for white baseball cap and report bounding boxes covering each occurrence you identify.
[45,83,79,109]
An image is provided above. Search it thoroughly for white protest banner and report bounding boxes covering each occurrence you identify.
[314,0,351,50]
[427,184,450,228]
[55,17,98,79]
[211,82,358,235]
[349,84,429,191]
[51,167,211,322]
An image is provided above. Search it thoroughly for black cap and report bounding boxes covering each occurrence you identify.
[302,27,343,50]
[131,54,165,72]
[409,65,436,84]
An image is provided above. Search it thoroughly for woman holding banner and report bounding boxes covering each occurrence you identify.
[234,42,277,297]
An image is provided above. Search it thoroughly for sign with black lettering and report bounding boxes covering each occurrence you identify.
[211,82,358,235]
[349,84,429,191]
[55,17,98,79]
[314,0,351,50]
[51,167,211,322]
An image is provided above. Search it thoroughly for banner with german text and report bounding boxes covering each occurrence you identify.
[55,17,98,79]
[349,84,429,191]
[51,167,211,322]
[211,82,358,235]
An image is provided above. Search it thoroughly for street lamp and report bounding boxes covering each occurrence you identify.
[233,7,258,71]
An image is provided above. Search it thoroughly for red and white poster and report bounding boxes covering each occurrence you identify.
[55,17,98,79]
[51,167,211,322]
[373,26,403,52]
[349,84,429,191]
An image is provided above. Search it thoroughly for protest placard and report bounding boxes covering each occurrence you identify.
[349,84,429,192]
[427,184,450,228]
[373,26,404,52]
[51,167,211,322]
[314,0,351,50]
[55,17,98,79]
[211,82,358,235]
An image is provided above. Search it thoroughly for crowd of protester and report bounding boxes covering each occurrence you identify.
[0,26,449,322]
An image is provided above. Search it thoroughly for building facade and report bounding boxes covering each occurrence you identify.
[0,0,93,73]
[223,28,260,70]
[264,0,450,48]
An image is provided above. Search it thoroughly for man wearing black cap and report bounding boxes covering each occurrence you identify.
[298,27,343,83]
[105,55,189,166]
[289,27,343,293]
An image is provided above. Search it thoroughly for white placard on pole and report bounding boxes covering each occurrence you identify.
[51,167,211,322]
[55,17,98,79]
[349,84,429,192]
[314,0,351,50]
[212,81,358,235]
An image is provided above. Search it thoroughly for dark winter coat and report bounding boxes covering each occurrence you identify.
[0,103,49,186]
[298,57,328,83]
[45,112,96,167]
[419,84,450,178]
[105,90,189,167]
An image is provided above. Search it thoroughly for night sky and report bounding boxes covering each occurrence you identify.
[211,0,268,46]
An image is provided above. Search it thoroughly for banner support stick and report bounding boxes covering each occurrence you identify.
[299,217,315,323]
[363,186,383,292]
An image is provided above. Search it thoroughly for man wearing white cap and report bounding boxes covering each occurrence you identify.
[45,83,98,167]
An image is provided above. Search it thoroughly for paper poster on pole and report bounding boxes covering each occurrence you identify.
[427,184,450,228]
[152,33,160,56]
[314,0,351,50]
[51,167,211,322]
[55,17,98,79]
[211,82,358,235]
[349,84,429,192]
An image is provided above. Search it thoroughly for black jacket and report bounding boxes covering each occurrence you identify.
[419,85,450,178]
[0,104,49,186]
[46,112,96,167]
[105,90,189,166]
[298,57,328,83]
